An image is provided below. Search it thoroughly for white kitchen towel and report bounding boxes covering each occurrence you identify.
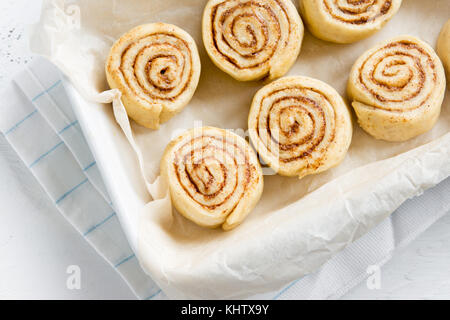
[0,58,164,300]
[1,57,449,300]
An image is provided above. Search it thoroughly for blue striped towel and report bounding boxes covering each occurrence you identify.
[0,57,164,300]
[2,57,450,300]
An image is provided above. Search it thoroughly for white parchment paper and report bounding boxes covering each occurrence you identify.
[30,0,450,299]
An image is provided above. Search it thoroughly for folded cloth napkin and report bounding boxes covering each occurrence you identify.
[0,58,164,300]
[1,57,449,300]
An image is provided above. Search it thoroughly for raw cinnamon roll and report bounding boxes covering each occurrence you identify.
[160,127,263,230]
[348,36,446,142]
[202,0,304,81]
[248,76,352,178]
[105,23,201,129]
[437,20,450,79]
[299,0,402,43]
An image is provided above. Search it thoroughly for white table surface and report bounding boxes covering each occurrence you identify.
[0,0,449,300]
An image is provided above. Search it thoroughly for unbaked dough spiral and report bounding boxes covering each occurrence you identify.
[161,127,263,230]
[437,19,450,80]
[202,0,304,81]
[299,0,402,43]
[348,36,446,142]
[248,76,352,177]
[106,23,201,129]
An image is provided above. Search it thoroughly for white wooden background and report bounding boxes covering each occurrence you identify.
[0,0,449,299]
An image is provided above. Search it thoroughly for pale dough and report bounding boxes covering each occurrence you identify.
[106,23,201,129]
[348,35,446,142]
[437,19,450,81]
[160,126,264,231]
[202,0,304,81]
[248,76,353,178]
[299,0,402,44]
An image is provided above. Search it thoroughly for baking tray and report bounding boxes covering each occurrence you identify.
[50,0,450,299]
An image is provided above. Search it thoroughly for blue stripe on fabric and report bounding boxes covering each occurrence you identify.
[83,161,96,171]
[55,178,88,205]
[29,141,64,168]
[4,110,38,135]
[31,80,62,102]
[272,278,301,300]
[4,79,63,136]
[58,120,79,135]
[114,254,136,268]
[83,212,116,236]
[144,289,162,300]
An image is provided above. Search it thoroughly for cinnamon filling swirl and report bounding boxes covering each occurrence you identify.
[203,0,303,81]
[161,127,263,230]
[210,1,286,69]
[356,40,438,112]
[173,135,252,211]
[106,23,201,129]
[249,76,352,177]
[348,36,446,142]
[323,0,392,25]
[257,89,332,165]
[298,0,402,43]
[119,33,193,103]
